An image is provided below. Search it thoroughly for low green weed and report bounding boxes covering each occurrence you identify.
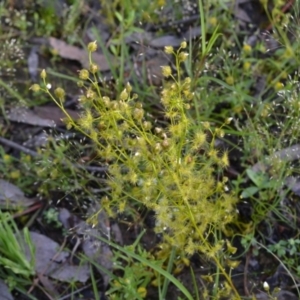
[268,238,300,277]
[87,230,194,300]
[106,244,153,299]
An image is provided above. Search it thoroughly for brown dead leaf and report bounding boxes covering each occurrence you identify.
[7,106,79,127]
[23,231,90,283]
[0,179,36,209]
[7,106,56,127]
[59,207,114,288]
[33,105,79,127]
[48,37,115,71]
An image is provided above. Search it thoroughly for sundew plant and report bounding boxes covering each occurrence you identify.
[32,41,240,297]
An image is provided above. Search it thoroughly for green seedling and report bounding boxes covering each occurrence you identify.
[0,211,35,280]
[241,169,278,198]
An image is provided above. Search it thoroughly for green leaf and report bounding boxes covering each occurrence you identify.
[246,169,269,188]
[241,186,259,198]
[89,233,194,300]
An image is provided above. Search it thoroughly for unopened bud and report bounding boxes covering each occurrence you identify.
[30,84,40,92]
[120,89,129,101]
[180,41,187,49]
[87,41,97,52]
[178,52,189,62]
[133,108,144,120]
[164,46,174,54]
[54,87,65,102]
[79,69,89,80]
[161,66,172,78]
[161,139,170,149]
[89,63,98,74]
[263,281,269,292]
[40,69,46,79]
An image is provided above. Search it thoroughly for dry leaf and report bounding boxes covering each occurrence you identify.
[33,105,79,126]
[0,179,35,208]
[7,106,56,127]
[59,207,114,288]
[48,37,114,71]
[23,231,90,283]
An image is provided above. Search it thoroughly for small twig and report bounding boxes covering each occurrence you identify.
[74,163,108,173]
[12,202,43,220]
[243,250,251,297]
[0,136,108,173]
[58,279,102,300]
[0,137,38,157]
[69,236,82,264]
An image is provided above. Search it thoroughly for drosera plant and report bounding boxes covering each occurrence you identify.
[31,40,242,298]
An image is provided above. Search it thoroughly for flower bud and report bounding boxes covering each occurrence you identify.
[180,41,187,49]
[243,44,252,54]
[275,81,284,91]
[208,17,217,26]
[54,87,65,102]
[30,84,40,92]
[86,88,95,99]
[225,117,233,124]
[40,69,46,79]
[178,52,189,62]
[135,102,143,109]
[161,66,172,78]
[143,121,152,130]
[110,100,118,110]
[161,139,170,149]
[164,46,174,54]
[77,80,84,87]
[202,122,210,129]
[103,96,110,107]
[155,127,163,134]
[225,76,234,85]
[125,82,132,93]
[133,108,144,121]
[89,63,98,74]
[183,77,191,85]
[137,287,147,298]
[120,89,128,101]
[243,61,251,71]
[263,281,269,292]
[79,69,89,80]
[154,143,162,152]
[87,41,97,52]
